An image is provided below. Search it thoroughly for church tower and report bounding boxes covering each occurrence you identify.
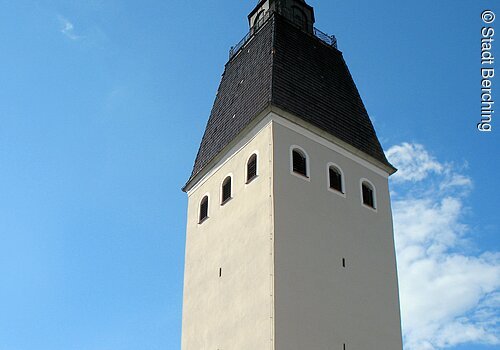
[181,1,403,349]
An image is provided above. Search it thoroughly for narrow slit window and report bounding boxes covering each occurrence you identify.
[221,176,232,204]
[199,196,209,223]
[362,182,375,209]
[292,149,308,177]
[247,154,257,182]
[329,166,343,193]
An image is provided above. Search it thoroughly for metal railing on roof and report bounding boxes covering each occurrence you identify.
[229,13,338,60]
[229,31,253,60]
[313,27,338,49]
[229,11,271,59]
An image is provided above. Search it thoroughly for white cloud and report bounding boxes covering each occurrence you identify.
[388,143,500,350]
[387,143,444,183]
[58,16,82,40]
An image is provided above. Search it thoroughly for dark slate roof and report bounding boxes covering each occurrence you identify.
[271,17,389,167]
[185,15,392,190]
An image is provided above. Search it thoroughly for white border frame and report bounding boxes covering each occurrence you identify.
[326,162,346,198]
[220,173,234,205]
[360,178,377,212]
[289,145,311,181]
[245,151,259,185]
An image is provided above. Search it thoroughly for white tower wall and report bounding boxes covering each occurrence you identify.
[181,121,275,350]
[181,113,403,350]
[272,116,403,350]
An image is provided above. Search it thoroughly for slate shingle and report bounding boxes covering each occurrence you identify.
[271,17,389,166]
[185,15,392,190]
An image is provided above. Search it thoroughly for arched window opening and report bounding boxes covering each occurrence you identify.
[247,154,258,183]
[362,182,375,209]
[292,149,308,177]
[253,10,266,30]
[199,196,209,223]
[221,176,232,204]
[329,166,343,193]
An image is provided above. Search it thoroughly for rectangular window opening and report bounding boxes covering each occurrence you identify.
[219,268,222,277]
[222,179,232,204]
[292,150,308,177]
[247,157,257,182]
[362,185,375,208]
[342,258,346,268]
[329,168,342,192]
[199,198,209,223]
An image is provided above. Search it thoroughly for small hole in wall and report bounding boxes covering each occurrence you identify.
[342,258,346,268]
[219,268,222,277]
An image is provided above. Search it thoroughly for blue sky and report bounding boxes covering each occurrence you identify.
[0,1,498,349]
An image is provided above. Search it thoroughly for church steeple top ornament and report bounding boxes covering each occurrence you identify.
[248,0,315,33]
